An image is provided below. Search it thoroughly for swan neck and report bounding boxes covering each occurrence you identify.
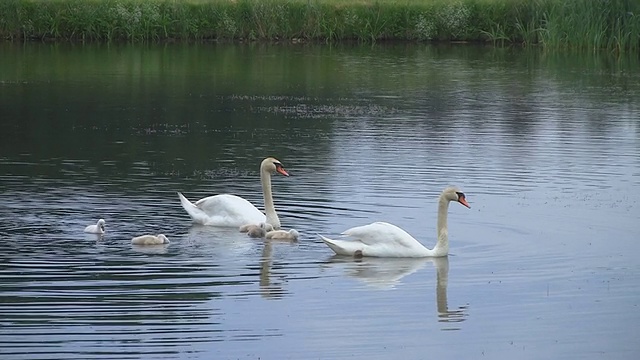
[434,195,450,256]
[261,168,280,228]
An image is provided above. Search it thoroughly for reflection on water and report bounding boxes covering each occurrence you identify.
[324,256,469,329]
[186,224,255,256]
[432,257,468,328]
[259,240,286,299]
[0,42,639,359]
[131,243,170,254]
[325,256,431,290]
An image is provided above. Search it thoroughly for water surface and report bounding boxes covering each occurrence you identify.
[0,43,639,359]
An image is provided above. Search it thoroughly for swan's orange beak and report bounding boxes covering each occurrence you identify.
[458,197,470,208]
[276,165,289,176]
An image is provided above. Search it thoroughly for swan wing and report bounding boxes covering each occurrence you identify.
[319,235,365,256]
[178,192,266,227]
[320,222,431,257]
[342,222,419,249]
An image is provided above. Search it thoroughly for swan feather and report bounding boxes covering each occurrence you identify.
[178,192,265,227]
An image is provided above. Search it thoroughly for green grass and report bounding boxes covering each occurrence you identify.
[539,0,640,52]
[0,0,638,51]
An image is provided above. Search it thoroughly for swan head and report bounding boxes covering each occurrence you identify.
[260,222,275,232]
[157,234,170,244]
[442,187,470,208]
[262,157,289,177]
[97,219,106,232]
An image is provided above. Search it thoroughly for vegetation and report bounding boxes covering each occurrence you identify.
[0,0,638,51]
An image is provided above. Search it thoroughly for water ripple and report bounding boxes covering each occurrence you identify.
[1,44,640,360]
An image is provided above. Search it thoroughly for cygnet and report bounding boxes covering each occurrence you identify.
[265,229,299,241]
[131,234,170,245]
[84,219,106,234]
[240,223,274,238]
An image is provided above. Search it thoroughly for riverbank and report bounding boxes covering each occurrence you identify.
[1,0,638,51]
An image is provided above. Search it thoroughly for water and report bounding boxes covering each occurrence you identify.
[1,43,639,359]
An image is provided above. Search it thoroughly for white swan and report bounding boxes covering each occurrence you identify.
[266,229,299,241]
[178,157,289,228]
[131,234,170,245]
[84,219,106,234]
[319,187,470,258]
[246,223,274,238]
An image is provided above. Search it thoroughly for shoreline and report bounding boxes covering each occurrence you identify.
[1,0,638,52]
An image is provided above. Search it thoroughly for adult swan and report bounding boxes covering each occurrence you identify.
[178,157,289,228]
[319,186,470,258]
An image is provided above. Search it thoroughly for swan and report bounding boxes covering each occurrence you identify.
[84,219,106,234]
[319,186,470,258]
[266,229,300,241]
[131,234,170,245]
[178,157,289,228]
[239,222,274,233]
[246,223,273,238]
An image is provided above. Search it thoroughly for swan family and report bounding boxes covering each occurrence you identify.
[86,157,471,256]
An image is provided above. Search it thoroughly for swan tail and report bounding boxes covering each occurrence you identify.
[177,192,208,225]
[319,234,364,256]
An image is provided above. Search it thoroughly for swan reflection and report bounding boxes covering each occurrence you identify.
[326,256,430,289]
[259,240,297,299]
[186,225,254,255]
[431,257,468,326]
[131,243,169,254]
[325,256,468,327]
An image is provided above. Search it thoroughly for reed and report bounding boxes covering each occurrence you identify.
[0,0,638,51]
[539,0,640,52]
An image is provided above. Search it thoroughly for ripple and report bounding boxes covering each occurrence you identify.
[1,43,640,360]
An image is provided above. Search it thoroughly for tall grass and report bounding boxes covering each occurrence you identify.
[540,0,640,52]
[0,0,638,51]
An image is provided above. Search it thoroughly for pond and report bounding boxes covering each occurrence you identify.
[0,42,638,359]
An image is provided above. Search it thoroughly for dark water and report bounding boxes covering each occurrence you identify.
[1,43,639,359]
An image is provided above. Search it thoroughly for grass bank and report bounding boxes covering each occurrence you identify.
[1,0,638,51]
